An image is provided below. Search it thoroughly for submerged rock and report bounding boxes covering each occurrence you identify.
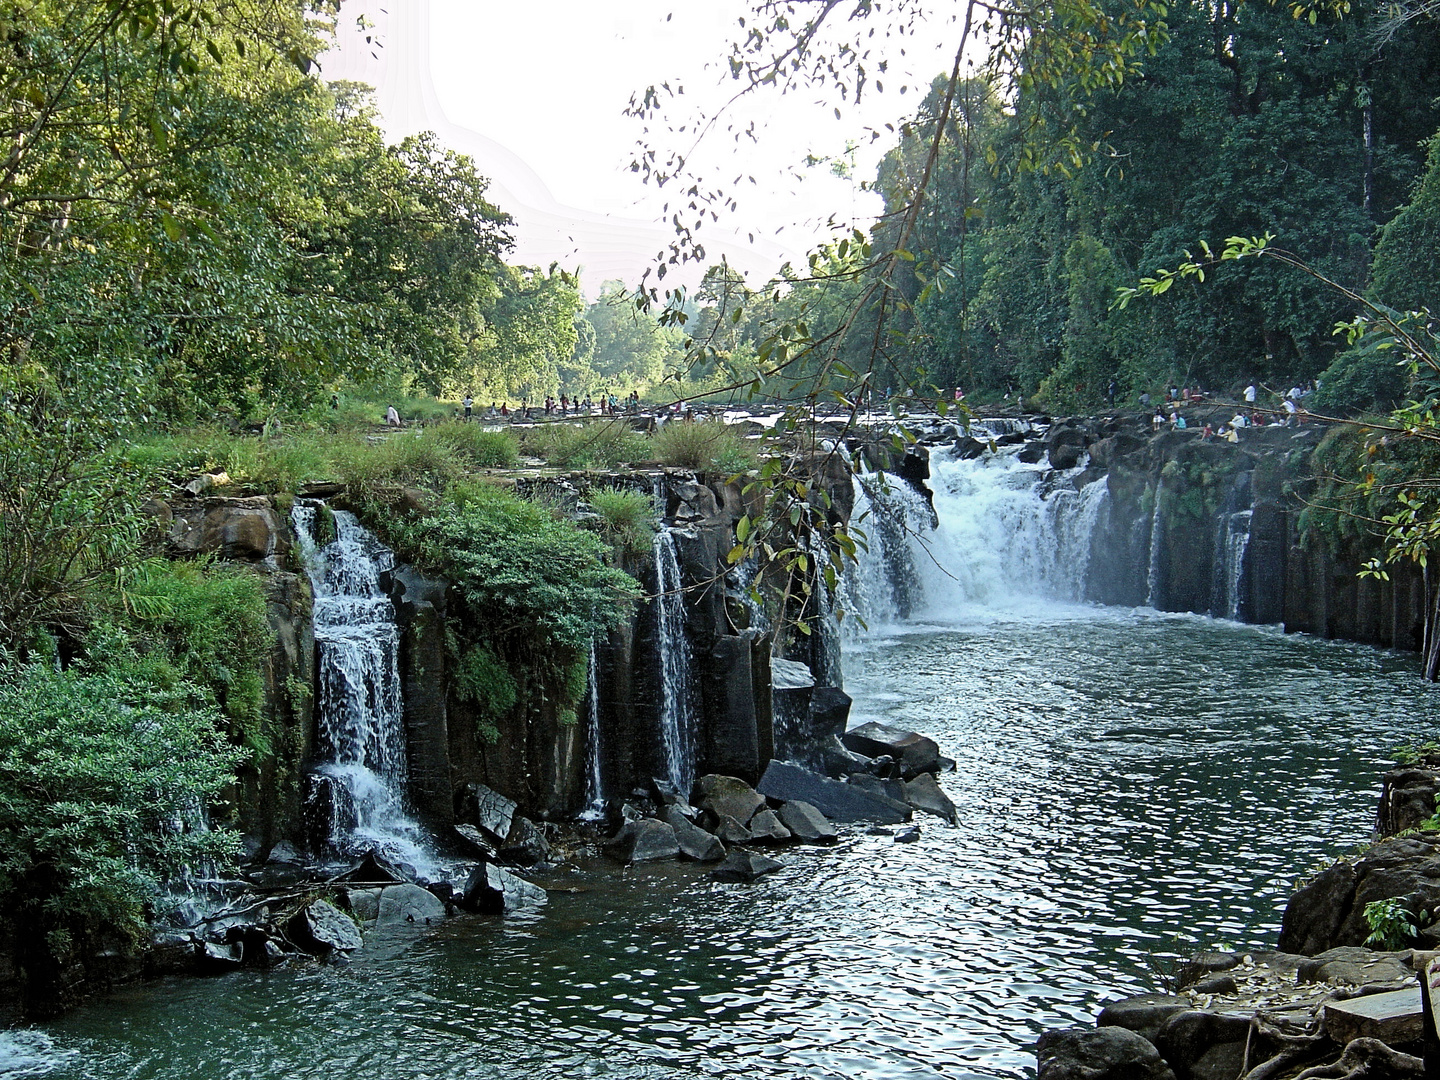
[777,801,838,844]
[710,852,784,884]
[463,862,547,914]
[757,760,910,824]
[696,775,766,824]
[1037,1027,1176,1080]
[904,773,958,825]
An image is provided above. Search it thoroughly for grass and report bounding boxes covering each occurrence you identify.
[651,420,759,473]
[519,420,653,469]
[588,486,656,553]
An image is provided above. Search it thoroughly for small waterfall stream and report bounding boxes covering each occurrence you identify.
[1144,482,1166,609]
[291,502,433,874]
[1212,509,1254,621]
[581,642,605,818]
[653,527,697,794]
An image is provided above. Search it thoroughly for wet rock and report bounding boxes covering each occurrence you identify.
[663,807,726,862]
[1048,443,1084,470]
[1154,1010,1252,1080]
[710,852,784,884]
[770,658,816,690]
[1097,994,1190,1045]
[1018,442,1047,465]
[954,436,988,460]
[468,783,518,846]
[454,824,497,860]
[848,772,908,802]
[895,826,921,843]
[501,816,553,868]
[463,862,547,914]
[148,932,198,976]
[349,884,448,929]
[713,815,754,844]
[696,774,765,825]
[199,941,244,971]
[288,899,362,954]
[757,760,910,824]
[904,772,958,825]
[840,723,942,779]
[340,850,409,884]
[1037,1027,1176,1080]
[609,818,681,863]
[748,808,792,843]
[258,940,289,968]
[652,778,689,807]
[777,801,838,844]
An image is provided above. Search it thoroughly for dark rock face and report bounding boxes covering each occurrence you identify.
[166,496,289,563]
[777,801,838,844]
[1096,994,1191,1046]
[463,862,547,914]
[1279,834,1440,954]
[710,851,784,884]
[757,760,911,823]
[390,566,453,826]
[500,817,553,867]
[840,723,941,779]
[1036,1027,1177,1080]
[1378,766,1440,837]
[903,772,957,824]
[609,818,681,863]
[696,774,766,824]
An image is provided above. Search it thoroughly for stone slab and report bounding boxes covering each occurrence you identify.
[1322,987,1423,1047]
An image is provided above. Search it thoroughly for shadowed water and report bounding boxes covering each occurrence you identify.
[19,606,1440,1080]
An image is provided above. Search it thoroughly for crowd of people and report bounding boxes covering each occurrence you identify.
[1143,379,1323,442]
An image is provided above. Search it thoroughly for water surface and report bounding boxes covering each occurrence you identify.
[19,606,1440,1080]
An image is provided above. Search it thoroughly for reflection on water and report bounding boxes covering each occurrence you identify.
[26,607,1440,1080]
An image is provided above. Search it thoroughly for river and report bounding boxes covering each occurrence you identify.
[10,453,1440,1080]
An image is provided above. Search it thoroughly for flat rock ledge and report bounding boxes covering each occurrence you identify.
[1042,948,1427,1080]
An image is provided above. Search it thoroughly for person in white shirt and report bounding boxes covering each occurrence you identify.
[1244,384,1257,404]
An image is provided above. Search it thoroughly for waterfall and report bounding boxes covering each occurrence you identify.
[580,642,605,818]
[291,502,433,875]
[1211,510,1253,621]
[1145,482,1166,609]
[653,527,697,795]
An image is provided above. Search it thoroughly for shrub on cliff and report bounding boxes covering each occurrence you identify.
[651,420,757,472]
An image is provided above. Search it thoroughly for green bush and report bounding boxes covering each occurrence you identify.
[588,486,656,554]
[521,420,652,469]
[651,420,757,472]
[0,661,243,951]
[454,643,516,743]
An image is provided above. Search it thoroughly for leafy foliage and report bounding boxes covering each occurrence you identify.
[588,486,657,555]
[1364,896,1426,949]
[651,420,759,472]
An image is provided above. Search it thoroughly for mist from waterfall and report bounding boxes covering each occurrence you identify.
[291,502,435,876]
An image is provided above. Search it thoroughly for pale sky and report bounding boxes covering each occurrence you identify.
[319,1,964,297]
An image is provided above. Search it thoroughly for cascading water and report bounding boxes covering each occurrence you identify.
[1145,482,1166,609]
[1211,509,1254,621]
[653,526,697,794]
[580,642,605,818]
[291,502,433,874]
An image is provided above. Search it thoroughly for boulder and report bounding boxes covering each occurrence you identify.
[710,852,784,884]
[348,884,448,930]
[840,723,942,779]
[609,819,681,863]
[1295,946,1410,987]
[1097,994,1191,1046]
[1153,1010,1252,1080]
[501,816,553,868]
[148,932,199,976]
[1037,1027,1176,1080]
[748,808,793,843]
[848,772,908,803]
[468,783,518,846]
[340,850,409,884]
[454,824,497,860]
[1279,833,1440,954]
[1174,951,1241,990]
[463,862,547,914]
[696,774,766,825]
[757,760,911,824]
[1322,987,1424,1046]
[288,899,362,954]
[1048,443,1084,470]
[904,772,958,825]
[1018,442,1046,465]
[652,779,690,807]
[664,807,727,862]
[198,941,245,971]
[895,825,921,843]
[777,801,838,844]
[713,815,754,844]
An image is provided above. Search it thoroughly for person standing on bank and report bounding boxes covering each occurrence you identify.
[463,394,473,421]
